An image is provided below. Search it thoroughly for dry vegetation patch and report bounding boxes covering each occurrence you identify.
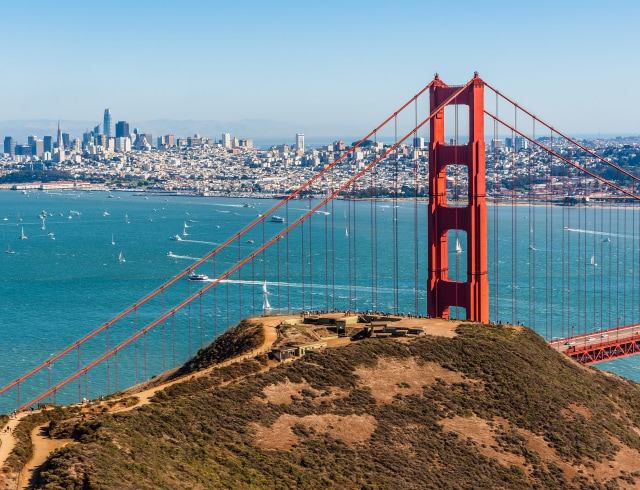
[252,413,377,450]
[440,415,526,469]
[258,380,346,406]
[355,358,468,404]
[562,403,593,421]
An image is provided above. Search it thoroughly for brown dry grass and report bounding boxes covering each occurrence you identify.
[252,414,377,450]
[355,358,470,404]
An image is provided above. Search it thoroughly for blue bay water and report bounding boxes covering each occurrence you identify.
[0,190,637,413]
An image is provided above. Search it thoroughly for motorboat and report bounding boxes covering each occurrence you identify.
[188,272,209,281]
[171,234,183,241]
[270,215,285,223]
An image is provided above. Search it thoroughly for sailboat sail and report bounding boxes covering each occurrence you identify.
[455,238,462,254]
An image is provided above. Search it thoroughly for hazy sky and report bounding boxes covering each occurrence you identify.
[1,0,639,138]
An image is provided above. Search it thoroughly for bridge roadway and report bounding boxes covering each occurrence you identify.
[549,324,640,364]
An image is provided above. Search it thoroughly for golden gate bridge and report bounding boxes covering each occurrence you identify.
[2,73,640,411]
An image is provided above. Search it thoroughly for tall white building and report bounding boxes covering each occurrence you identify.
[221,132,231,148]
[296,133,304,153]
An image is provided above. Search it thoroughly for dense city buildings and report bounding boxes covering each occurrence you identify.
[1,109,639,202]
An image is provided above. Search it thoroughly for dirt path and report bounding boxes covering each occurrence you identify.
[1,319,281,483]
[17,426,72,490]
[0,416,21,469]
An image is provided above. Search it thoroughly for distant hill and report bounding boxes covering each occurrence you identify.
[8,320,640,489]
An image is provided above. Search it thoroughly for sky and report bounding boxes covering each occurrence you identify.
[1,0,639,141]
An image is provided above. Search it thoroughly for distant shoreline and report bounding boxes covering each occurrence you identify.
[0,185,636,210]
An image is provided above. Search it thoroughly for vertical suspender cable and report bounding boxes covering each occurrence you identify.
[77,346,81,403]
[134,308,139,386]
[493,92,499,322]
[171,314,176,368]
[162,290,166,373]
[237,238,242,326]
[277,237,282,314]
[213,256,218,339]
[303,192,314,311]
[286,201,291,311]
[144,331,148,382]
[511,106,517,324]
[301,217,306,312]
[369,139,375,312]
[413,99,420,315]
[325,209,329,313]
[393,115,399,314]
[623,191,628,324]
[353,184,358,312]
[199,295,203,349]
[545,121,552,339]
[373,133,379,311]
[528,121,535,331]
[106,326,110,394]
[331,162,342,311]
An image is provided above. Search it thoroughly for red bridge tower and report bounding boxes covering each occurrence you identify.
[427,73,489,322]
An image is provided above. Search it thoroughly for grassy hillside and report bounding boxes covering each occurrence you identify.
[22,322,640,488]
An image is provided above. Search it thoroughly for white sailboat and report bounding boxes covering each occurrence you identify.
[183,226,189,237]
[19,227,27,240]
[262,281,271,312]
[41,217,46,230]
[184,221,190,228]
[111,234,115,245]
[590,255,597,267]
[6,244,14,254]
[119,251,126,263]
[345,228,349,238]
[125,212,130,224]
[455,238,462,254]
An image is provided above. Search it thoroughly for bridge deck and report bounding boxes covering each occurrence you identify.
[549,324,640,364]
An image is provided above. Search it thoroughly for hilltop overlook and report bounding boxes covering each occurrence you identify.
[3,316,640,489]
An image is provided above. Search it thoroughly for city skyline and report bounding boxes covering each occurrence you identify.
[1,1,639,138]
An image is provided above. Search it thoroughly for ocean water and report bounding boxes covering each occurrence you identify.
[0,190,638,412]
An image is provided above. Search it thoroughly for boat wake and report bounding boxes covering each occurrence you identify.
[564,227,629,239]
[181,239,218,246]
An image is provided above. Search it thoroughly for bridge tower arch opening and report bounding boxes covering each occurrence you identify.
[428,73,489,322]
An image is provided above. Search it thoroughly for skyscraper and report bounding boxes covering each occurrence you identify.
[55,121,65,162]
[103,109,112,138]
[115,120,130,138]
[3,136,15,157]
[296,133,305,153]
[221,132,231,148]
[43,135,53,153]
